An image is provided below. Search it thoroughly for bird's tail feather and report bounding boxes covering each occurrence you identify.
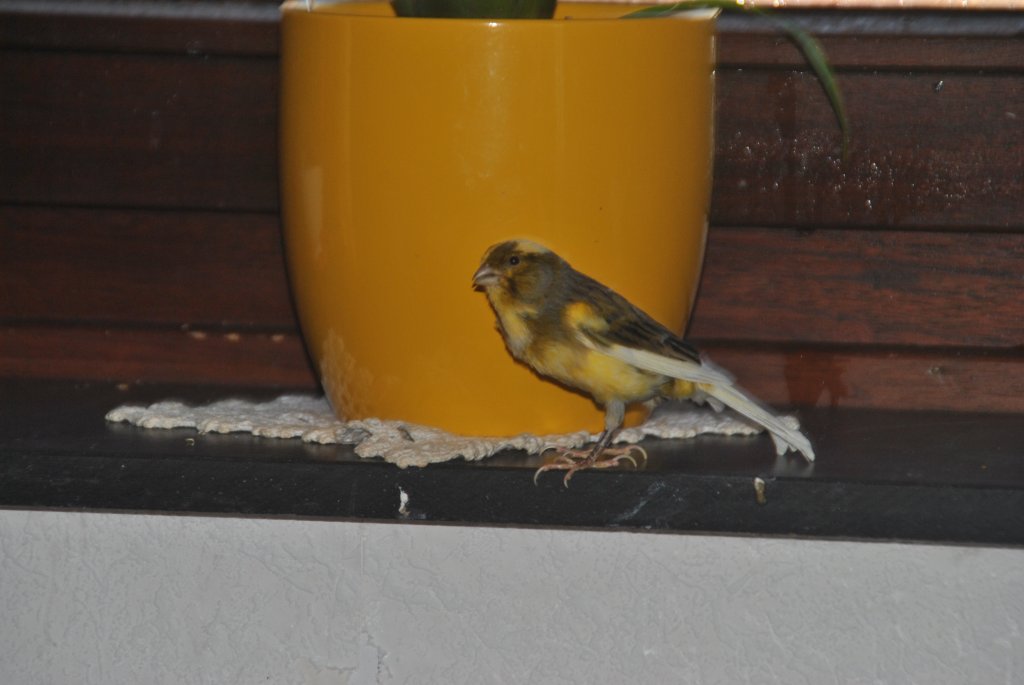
[600,344,814,461]
[700,382,815,461]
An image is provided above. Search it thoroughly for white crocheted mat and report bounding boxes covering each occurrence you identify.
[105,395,763,469]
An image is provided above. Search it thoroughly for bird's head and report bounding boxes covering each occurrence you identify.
[472,239,563,304]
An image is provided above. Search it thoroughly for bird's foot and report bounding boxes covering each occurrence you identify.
[534,444,647,487]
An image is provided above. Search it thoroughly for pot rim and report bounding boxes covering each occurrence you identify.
[280,1,719,22]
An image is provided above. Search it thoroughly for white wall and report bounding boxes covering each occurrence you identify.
[0,509,1020,684]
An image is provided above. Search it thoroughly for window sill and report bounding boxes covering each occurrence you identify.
[2,378,1021,546]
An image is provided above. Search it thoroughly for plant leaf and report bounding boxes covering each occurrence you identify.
[627,0,762,15]
[627,1,850,156]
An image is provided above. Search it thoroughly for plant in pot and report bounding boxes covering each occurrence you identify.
[278,0,845,440]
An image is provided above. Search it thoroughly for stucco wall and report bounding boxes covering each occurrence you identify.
[1,509,1020,684]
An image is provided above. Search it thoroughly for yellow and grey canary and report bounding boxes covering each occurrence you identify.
[472,239,814,483]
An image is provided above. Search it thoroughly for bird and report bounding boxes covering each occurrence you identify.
[471,239,815,486]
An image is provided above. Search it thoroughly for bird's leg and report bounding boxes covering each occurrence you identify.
[533,401,647,487]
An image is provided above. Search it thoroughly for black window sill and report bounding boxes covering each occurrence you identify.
[1,377,1021,546]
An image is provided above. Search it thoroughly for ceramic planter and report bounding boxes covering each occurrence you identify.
[279,1,716,435]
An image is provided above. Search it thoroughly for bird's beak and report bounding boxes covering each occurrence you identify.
[472,264,499,288]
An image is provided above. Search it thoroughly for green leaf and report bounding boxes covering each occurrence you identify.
[627,1,850,156]
[627,0,761,15]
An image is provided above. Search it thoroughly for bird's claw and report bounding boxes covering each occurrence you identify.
[533,444,647,487]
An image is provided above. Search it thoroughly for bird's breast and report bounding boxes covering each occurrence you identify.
[487,291,535,360]
[532,342,663,406]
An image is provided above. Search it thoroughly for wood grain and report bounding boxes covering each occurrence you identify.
[4,326,1021,413]
[0,50,279,211]
[712,70,1024,229]
[699,343,1024,414]
[0,207,294,327]
[717,12,1024,70]
[2,25,1020,228]
[690,226,1024,348]
[0,326,316,389]
[0,2,279,56]
[720,34,1024,70]
[2,3,1022,414]
[5,208,1023,349]
[4,4,1022,70]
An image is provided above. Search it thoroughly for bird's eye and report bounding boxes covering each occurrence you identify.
[509,256,520,266]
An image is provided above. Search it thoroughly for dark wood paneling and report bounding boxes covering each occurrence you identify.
[0,50,278,211]
[712,70,1024,229]
[717,12,1024,70]
[5,207,1023,350]
[2,3,1022,414]
[0,207,294,327]
[690,226,1024,348]
[0,326,315,388]
[720,34,1024,71]
[5,5,1023,70]
[2,19,1021,228]
[0,3,279,56]
[4,326,1021,413]
[700,343,1024,414]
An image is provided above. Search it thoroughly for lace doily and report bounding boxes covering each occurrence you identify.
[105,395,762,469]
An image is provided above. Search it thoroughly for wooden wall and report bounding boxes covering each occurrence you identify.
[1,3,1021,412]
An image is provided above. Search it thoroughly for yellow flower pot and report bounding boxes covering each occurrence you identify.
[279,1,716,435]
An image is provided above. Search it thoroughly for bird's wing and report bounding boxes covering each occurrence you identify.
[565,275,815,461]
[594,337,815,461]
[564,272,729,385]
